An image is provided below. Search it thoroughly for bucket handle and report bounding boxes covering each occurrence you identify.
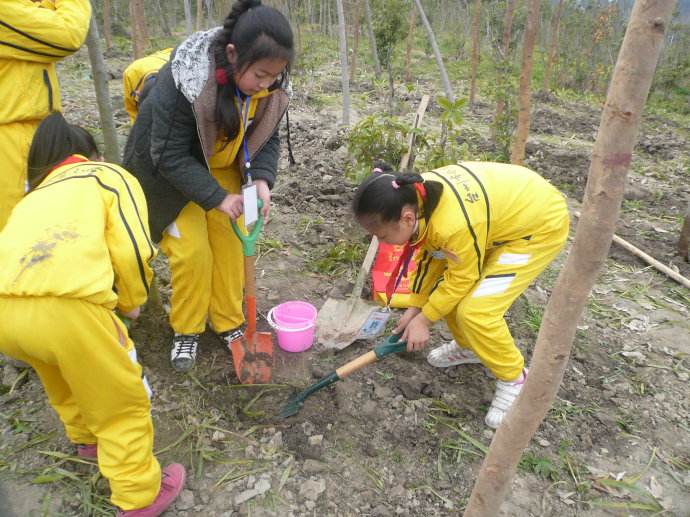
[267,308,315,332]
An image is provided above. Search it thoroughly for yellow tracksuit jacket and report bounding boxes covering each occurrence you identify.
[0,159,155,310]
[0,0,91,229]
[406,163,569,380]
[122,47,173,123]
[0,159,161,510]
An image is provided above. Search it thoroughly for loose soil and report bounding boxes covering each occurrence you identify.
[1,44,688,517]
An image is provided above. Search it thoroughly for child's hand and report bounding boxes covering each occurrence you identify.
[217,193,244,220]
[393,307,421,334]
[401,312,431,352]
[254,179,271,222]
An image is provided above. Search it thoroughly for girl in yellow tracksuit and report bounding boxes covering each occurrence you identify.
[123,0,294,372]
[0,0,91,231]
[0,114,185,515]
[353,163,569,429]
[122,47,173,124]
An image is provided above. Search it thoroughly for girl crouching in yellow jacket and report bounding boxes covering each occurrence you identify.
[0,113,185,516]
[353,163,569,429]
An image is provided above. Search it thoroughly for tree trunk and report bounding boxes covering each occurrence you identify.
[493,0,516,129]
[387,49,395,113]
[679,199,690,260]
[85,16,119,163]
[543,0,565,91]
[130,0,149,59]
[413,0,455,102]
[205,0,214,27]
[103,0,112,50]
[350,0,362,81]
[154,0,172,36]
[404,7,417,82]
[335,0,350,126]
[196,0,204,31]
[464,1,677,515]
[184,0,194,34]
[509,0,540,164]
[363,0,381,74]
[469,0,482,108]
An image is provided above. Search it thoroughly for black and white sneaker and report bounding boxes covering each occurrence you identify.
[219,327,244,349]
[171,333,199,372]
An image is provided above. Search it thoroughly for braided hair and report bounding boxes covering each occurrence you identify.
[352,163,443,225]
[212,0,294,140]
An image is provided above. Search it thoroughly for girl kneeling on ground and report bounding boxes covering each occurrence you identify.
[124,0,294,372]
[352,162,569,429]
[0,113,185,516]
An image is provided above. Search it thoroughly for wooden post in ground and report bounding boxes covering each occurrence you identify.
[510,0,540,164]
[678,200,690,260]
[85,16,119,163]
[464,1,678,515]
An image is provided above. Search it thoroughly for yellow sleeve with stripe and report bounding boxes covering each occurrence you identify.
[0,0,91,62]
[420,230,482,322]
[103,165,157,313]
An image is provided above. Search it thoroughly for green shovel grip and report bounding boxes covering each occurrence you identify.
[231,200,264,257]
[374,333,406,359]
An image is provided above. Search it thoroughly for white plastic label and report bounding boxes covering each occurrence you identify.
[357,309,391,340]
[242,183,258,226]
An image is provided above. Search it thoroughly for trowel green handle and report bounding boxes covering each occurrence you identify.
[373,333,406,359]
[231,200,264,257]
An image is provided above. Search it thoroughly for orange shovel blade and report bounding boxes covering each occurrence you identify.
[230,329,273,384]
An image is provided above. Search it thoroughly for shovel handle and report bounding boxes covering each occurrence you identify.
[335,334,406,379]
[231,200,264,257]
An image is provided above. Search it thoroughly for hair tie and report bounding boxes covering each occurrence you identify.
[391,180,400,189]
[372,167,383,174]
[414,182,427,200]
[215,68,229,86]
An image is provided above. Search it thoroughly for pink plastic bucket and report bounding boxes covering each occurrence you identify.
[273,301,317,328]
[267,301,317,352]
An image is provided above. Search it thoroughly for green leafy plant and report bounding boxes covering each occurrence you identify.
[347,114,411,181]
[417,96,471,169]
[520,451,560,481]
[308,241,365,277]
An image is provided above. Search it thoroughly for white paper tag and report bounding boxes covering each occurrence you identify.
[357,309,391,340]
[242,183,258,226]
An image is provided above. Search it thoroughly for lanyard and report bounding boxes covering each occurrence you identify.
[384,242,417,307]
[236,88,252,182]
[384,217,422,308]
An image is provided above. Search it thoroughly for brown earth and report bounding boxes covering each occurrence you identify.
[1,45,689,517]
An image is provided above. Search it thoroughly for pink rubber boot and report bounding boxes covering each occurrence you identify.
[76,444,98,458]
[116,463,186,517]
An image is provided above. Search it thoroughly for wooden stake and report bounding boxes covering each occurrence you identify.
[573,211,690,289]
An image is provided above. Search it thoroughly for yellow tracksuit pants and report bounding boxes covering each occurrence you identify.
[448,218,568,381]
[0,297,160,511]
[159,166,244,334]
[0,121,36,231]
[417,213,569,381]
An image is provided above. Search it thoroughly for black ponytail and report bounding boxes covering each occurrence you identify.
[352,163,443,224]
[212,0,294,140]
[27,113,96,191]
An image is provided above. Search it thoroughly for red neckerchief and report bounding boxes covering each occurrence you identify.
[52,154,88,171]
[384,182,428,304]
